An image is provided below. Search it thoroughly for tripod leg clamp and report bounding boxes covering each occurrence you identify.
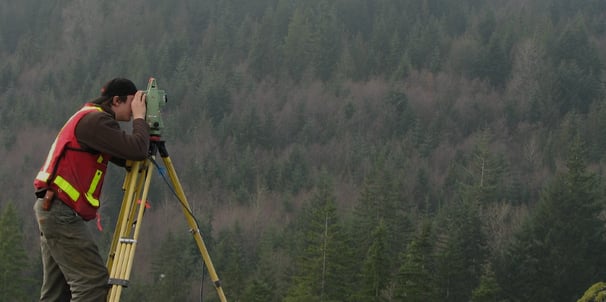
[108,278,130,287]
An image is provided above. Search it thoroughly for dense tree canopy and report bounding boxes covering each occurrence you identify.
[1,0,606,301]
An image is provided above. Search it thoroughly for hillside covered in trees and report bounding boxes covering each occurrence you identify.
[1,0,606,301]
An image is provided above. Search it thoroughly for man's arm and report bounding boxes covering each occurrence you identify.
[75,113,150,161]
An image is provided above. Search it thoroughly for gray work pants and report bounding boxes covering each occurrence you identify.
[34,198,109,302]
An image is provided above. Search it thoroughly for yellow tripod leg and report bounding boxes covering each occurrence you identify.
[161,154,228,302]
[105,139,228,302]
[106,159,155,302]
[106,160,142,272]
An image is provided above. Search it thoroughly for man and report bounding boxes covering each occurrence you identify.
[33,78,149,301]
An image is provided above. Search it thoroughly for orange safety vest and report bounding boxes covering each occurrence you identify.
[34,104,111,220]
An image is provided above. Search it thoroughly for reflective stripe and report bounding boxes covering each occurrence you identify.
[84,170,103,207]
[86,106,103,112]
[36,171,50,182]
[97,155,104,163]
[37,106,104,183]
[40,139,58,175]
[53,175,80,202]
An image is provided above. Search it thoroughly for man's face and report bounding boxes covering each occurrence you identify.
[113,95,136,121]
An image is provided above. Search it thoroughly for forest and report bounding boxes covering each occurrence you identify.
[1,0,606,301]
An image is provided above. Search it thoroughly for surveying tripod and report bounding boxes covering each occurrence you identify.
[105,136,227,302]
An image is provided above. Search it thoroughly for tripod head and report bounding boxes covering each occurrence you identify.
[143,77,167,137]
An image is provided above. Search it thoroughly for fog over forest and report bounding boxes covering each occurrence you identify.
[1,0,606,301]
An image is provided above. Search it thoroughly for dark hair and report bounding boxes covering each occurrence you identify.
[92,78,137,105]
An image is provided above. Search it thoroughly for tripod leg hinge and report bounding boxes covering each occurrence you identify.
[119,238,137,244]
[108,278,130,287]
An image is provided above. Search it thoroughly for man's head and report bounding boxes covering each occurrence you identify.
[100,78,137,100]
[93,78,138,121]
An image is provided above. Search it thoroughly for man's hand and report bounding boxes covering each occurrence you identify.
[132,90,147,120]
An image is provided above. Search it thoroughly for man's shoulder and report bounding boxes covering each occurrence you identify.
[77,109,117,130]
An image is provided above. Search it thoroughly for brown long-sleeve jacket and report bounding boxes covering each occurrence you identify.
[75,103,150,166]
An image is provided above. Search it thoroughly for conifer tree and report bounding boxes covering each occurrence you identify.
[396,221,437,302]
[248,7,276,80]
[499,137,606,302]
[550,16,603,114]
[242,278,273,302]
[471,263,503,302]
[310,0,339,82]
[0,202,29,302]
[285,174,351,301]
[434,198,487,301]
[243,231,284,302]
[352,219,391,301]
[147,232,200,302]
[368,6,392,75]
[213,223,250,301]
[460,130,508,205]
[349,157,412,296]
[282,7,313,82]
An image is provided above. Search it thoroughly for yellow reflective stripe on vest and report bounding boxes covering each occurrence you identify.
[52,170,103,207]
[84,169,103,207]
[53,175,80,202]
